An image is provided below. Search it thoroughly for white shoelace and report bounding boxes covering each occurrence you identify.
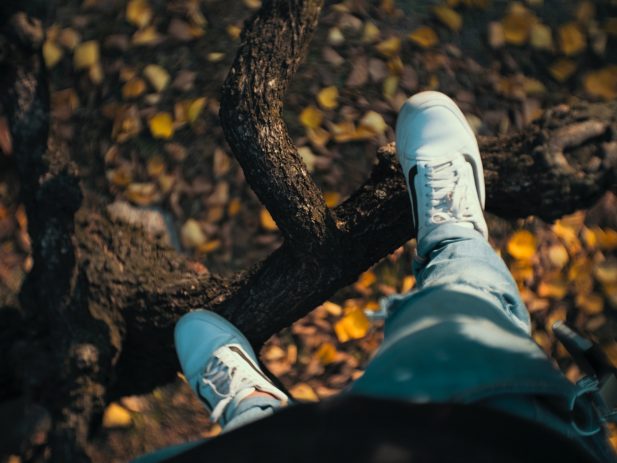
[200,355,256,423]
[423,160,474,225]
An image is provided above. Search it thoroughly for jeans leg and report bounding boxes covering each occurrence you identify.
[412,223,530,333]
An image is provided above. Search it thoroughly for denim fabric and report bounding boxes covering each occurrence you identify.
[349,223,614,461]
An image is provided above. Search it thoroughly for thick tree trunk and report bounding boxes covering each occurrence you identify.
[0,0,616,461]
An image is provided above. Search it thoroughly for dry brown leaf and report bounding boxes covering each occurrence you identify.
[125,182,157,206]
[375,37,401,57]
[502,5,536,45]
[112,106,142,143]
[488,21,505,48]
[59,28,80,50]
[558,22,586,56]
[408,26,438,48]
[146,155,166,178]
[132,26,163,45]
[432,6,462,32]
[537,277,568,299]
[583,66,617,100]
[548,59,577,82]
[122,77,147,99]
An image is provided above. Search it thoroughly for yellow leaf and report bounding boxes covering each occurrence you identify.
[375,37,401,57]
[289,383,319,402]
[43,41,63,68]
[432,6,462,32]
[583,66,617,100]
[122,77,147,99]
[408,26,439,48]
[537,275,568,299]
[74,40,99,70]
[227,25,242,40]
[552,219,581,253]
[507,230,537,261]
[382,75,399,99]
[359,111,387,135]
[321,301,343,316]
[243,0,262,10]
[355,270,376,290]
[502,5,536,45]
[334,308,371,343]
[125,182,157,206]
[595,261,617,286]
[298,146,316,172]
[401,275,415,293]
[362,22,380,43]
[197,240,222,254]
[132,26,162,45]
[510,260,534,284]
[181,219,206,248]
[387,56,404,75]
[102,403,132,428]
[144,64,170,92]
[260,208,278,231]
[558,22,586,56]
[330,121,357,143]
[207,52,225,62]
[317,86,339,110]
[228,198,241,217]
[299,106,324,129]
[547,243,569,269]
[126,0,153,28]
[328,27,345,46]
[315,342,337,365]
[576,293,604,315]
[106,166,133,187]
[548,59,577,82]
[188,97,207,123]
[149,112,174,139]
[323,192,341,208]
[307,127,331,147]
[530,23,553,50]
[89,62,104,85]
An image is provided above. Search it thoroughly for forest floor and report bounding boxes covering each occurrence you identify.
[1,0,617,461]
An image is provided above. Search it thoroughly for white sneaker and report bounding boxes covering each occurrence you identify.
[395,91,488,243]
[175,310,288,426]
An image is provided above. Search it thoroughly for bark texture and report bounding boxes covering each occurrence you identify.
[0,0,616,461]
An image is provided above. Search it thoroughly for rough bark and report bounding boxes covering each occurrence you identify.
[0,0,616,461]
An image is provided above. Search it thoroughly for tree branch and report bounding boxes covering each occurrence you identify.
[220,0,336,249]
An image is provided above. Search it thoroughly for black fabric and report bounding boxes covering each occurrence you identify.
[166,396,606,463]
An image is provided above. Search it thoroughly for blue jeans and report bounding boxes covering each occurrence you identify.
[134,224,613,462]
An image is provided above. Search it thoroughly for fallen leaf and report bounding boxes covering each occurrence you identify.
[227,24,242,40]
[126,0,152,29]
[487,21,505,48]
[547,243,569,269]
[228,198,241,217]
[299,106,324,129]
[103,403,132,428]
[315,342,337,366]
[576,293,604,315]
[359,111,387,135]
[321,301,343,316]
[197,240,221,254]
[125,182,157,206]
[334,308,371,343]
[74,40,99,70]
[148,112,174,139]
[507,230,536,261]
[502,5,536,45]
[181,219,206,248]
[548,59,577,82]
[188,97,207,123]
[243,0,262,10]
[207,52,225,62]
[112,106,142,143]
[537,275,568,299]
[317,86,339,110]
[432,6,462,32]
[289,383,319,402]
[530,23,553,50]
[307,127,331,147]
[89,63,104,84]
[260,208,278,231]
[408,26,439,48]
[583,66,617,100]
[362,22,380,43]
[144,64,170,92]
[558,22,586,56]
[43,41,63,68]
[146,155,166,177]
[59,28,81,50]
[122,77,147,99]
[323,192,341,208]
[328,27,345,46]
[298,147,316,172]
[382,75,399,99]
[132,26,163,45]
[375,37,401,57]
[355,270,377,291]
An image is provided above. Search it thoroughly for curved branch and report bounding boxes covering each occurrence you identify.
[220,0,335,249]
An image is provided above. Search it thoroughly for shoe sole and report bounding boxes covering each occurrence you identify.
[396,91,486,214]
